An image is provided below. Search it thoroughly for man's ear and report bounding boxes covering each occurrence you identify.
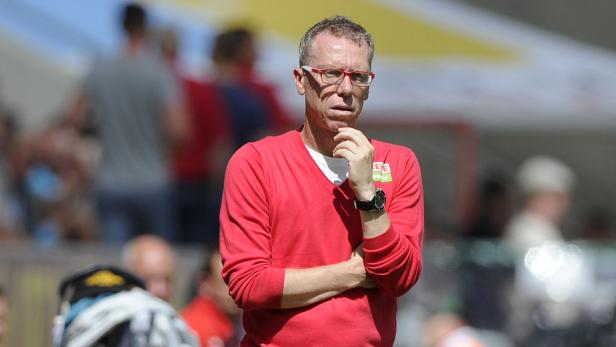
[293,68,306,95]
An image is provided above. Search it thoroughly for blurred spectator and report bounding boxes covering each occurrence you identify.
[0,284,5,346]
[503,156,590,344]
[54,265,198,347]
[156,26,230,247]
[66,2,188,244]
[458,173,514,333]
[182,248,241,347]
[462,173,513,239]
[206,26,293,244]
[422,312,485,347]
[0,112,24,239]
[211,26,293,151]
[503,156,576,255]
[122,235,176,302]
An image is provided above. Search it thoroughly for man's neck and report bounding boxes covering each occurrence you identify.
[301,120,336,157]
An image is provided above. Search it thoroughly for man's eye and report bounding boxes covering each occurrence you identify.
[324,70,343,78]
[351,73,369,83]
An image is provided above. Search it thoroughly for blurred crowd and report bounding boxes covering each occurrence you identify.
[0,4,290,344]
[416,155,616,347]
[0,2,292,249]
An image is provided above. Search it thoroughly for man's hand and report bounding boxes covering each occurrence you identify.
[333,127,375,201]
[334,128,391,239]
[350,243,375,289]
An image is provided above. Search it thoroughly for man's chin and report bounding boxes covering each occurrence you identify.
[327,121,356,132]
[327,112,357,124]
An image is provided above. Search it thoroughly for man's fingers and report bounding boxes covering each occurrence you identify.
[334,127,371,147]
[333,133,372,161]
[333,140,359,155]
[332,147,354,160]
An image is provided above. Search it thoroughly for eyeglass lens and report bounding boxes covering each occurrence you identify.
[322,70,371,86]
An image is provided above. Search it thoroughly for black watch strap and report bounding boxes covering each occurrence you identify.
[354,188,386,211]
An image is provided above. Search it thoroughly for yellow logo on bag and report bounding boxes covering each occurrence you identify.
[85,270,125,287]
[372,162,392,183]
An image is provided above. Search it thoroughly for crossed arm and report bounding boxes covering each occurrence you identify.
[280,244,374,308]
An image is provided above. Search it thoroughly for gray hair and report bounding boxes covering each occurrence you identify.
[299,16,374,67]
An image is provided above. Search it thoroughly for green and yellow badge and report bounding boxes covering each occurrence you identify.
[372,162,392,183]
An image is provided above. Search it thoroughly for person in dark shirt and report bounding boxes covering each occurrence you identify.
[210,27,292,151]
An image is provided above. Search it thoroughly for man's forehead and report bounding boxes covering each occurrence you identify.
[312,31,364,48]
[309,33,370,64]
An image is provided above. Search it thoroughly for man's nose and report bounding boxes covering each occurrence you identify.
[336,75,353,96]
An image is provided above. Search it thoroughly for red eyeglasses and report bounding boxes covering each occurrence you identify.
[301,66,375,87]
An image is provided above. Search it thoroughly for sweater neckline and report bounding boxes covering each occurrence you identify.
[293,129,353,195]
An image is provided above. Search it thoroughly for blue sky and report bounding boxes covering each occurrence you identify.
[0,0,216,70]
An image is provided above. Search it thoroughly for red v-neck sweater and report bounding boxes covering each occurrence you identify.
[220,129,424,347]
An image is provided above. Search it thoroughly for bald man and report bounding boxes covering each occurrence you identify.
[123,235,176,301]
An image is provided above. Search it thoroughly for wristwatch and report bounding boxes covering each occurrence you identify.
[354,188,386,211]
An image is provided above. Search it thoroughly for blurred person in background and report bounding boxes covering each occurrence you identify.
[123,234,176,302]
[503,156,591,344]
[53,265,198,347]
[0,285,6,346]
[66,2,188,244]
[462,173,513,240]
[457,173,514,333]
[220,16,424,346]
[157,26,230,247]
[210,26,294,246]
[182,248,242,347]
[0,111,24,239]
[503,155,576,255]
[211,26,292,151]
[422,312,486,347]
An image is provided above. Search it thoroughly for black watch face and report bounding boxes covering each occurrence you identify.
[374,189,386,210]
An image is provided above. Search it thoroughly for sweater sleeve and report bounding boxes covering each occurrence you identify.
[363,149,424,297]
[219,144,285,309]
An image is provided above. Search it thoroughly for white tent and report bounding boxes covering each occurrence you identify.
[2,0,616,131]
[146,0,616,130]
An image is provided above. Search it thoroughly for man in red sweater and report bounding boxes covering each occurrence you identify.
[220,16,424,346]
